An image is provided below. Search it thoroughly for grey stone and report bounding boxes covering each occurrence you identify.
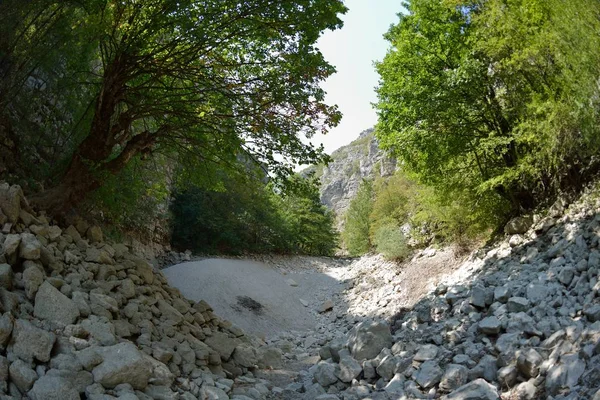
[336,355,362,383]
[347,320,393,360]
[205,331,241,361]
[558,267,575,286]
[439,364,468,392]
[414,344,439,361]
[415,360,443,389]
[0,264,12,289]
[92,342,152,390]
[526,284,548,303]
[143,385,177,400]
[314,361,338,387]
[28,374,80,400]
[494,286,510,303]
[34,281,80,326]
[504,216,533,234]
[507,297,530,313]
[232,344,257,368]
[9,359,38,392]
[478,316,502,335]
[0,184,23,223]
[318,300,334,313]
[498,365,518,388]
[19,233,41,260]
[0,312,13,347]
[469,286,488,308]
[23,265,44,299]
[517,348,543,378]
[86,226,103,243]
[11,319,56,362]
[584,304,600,322]
[3,234,20,256]
[376,355,398,380]
[443,378,499,399]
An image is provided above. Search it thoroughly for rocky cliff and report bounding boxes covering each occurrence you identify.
[307,129,396,223]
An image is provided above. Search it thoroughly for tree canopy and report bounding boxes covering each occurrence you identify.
[0,0,346,212]
[376,0,600,215]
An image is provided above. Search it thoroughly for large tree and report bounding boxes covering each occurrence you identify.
[375,0,600,214]
[1,0,346,213]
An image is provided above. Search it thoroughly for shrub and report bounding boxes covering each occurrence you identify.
[373,222,409,261]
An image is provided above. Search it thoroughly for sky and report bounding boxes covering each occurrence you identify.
[310,0,405,155]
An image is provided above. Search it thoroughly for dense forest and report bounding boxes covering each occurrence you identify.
[341,0,600,259]
[1,0,600,258]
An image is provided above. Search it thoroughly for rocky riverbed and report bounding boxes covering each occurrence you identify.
[1,179,600,400]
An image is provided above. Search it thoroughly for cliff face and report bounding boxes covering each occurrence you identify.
[308,128,396,222]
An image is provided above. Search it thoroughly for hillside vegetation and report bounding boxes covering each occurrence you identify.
[341,0,600,258]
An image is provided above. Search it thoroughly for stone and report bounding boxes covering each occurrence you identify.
[86,226,103,243]
[494,286,510,303]
[28,374,80,400]
[415,360,443,389]
[514,380,537,400]
[336,355,362,383]
[439,364,468,392]
[443,378,500,400]
[11,319,56,362]
[0,264,12,289]
[526,284,548,303]
[504,215,533,234]
[469,286,488,308]
[376,355,398,380]
[507,297,530,313]
[23,264,44,298]
[414,344,439,361]
[257,346,282,369]
[9,359,38,392]
[558,267,575,286]
[81,317,117,346]
[232,344,257,368]
[34,281,80,326]
[3,234,21,256]
[498,365,518,388]
[347,320,393,360]
[0,313,12,347]
[19,233,41,260]
[318,300,334,313]
[478,316,502,335]
[516,348,543,378]
[92,342,153,390]
[205,331,241,361]
[0,184,23,223]
[584,304,600,322]
[314,362,338,387]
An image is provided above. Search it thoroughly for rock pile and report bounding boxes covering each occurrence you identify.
[274,187,600,399]
[0,183,281,400]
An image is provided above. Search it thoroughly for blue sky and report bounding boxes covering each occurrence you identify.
[310,0,405,154]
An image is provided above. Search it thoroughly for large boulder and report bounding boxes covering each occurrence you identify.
[205,331,241,361]
[504,215,533,235]
[347,320,393,360]
[11,319,56,363]
[92,342,153,390]
[34,281,80,326]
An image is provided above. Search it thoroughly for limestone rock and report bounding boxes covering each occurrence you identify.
[415,360,443,389]
[23,265,44,299]
[443,378,499,399]
[9,359,38,392]
[205,331,241,361]
[11,319,56,363]
[28,374,80,400]
[92,342,152,390]
[347,320,393,360]
[336,354,362,383]
[34,281,80,326]
[19,233,41,260]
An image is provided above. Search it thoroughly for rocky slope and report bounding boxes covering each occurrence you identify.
[0,182,282,400]
[306,128,396,222]
[252,184,600,399]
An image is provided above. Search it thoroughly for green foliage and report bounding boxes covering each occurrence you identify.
[373,222,409,261]
[375,0,600,221]
[342,180,374,256]
[171,172,337,256]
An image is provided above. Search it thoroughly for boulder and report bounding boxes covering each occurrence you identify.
[34,281,80,326]
[314,361,338,387]
[415,360,443,389]
[92,342,152,390]
[336,354,362,383]
[205,331,241,361]
[504,216,533,235]
[11,319,56,363]
[9,359,38,392]
[347,320,393,360]
[19,233,41,260]
[28,374,80,400]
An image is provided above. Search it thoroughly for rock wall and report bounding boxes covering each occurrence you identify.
[309,128,396,223]
[0,182,280,399]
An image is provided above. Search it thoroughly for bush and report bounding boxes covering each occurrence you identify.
[342,180,374,256]
[373,222,409,261]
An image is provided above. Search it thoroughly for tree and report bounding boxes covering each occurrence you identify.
[342,179,374,256]
[1,0,346,213]
[376,0,600,216]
